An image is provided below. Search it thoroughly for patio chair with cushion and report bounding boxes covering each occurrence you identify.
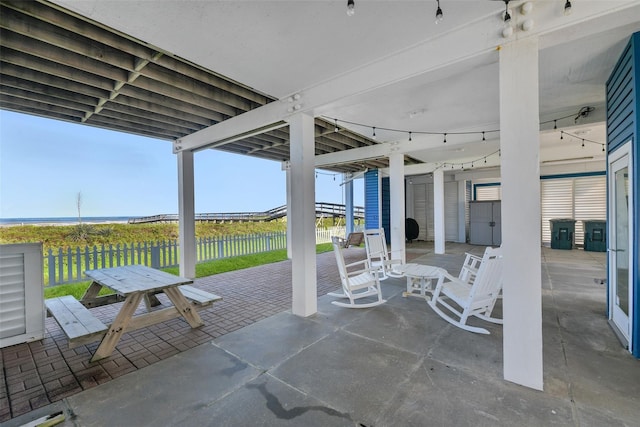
[364,228,404,280]
[427,246,504,334]
[327,236,386,308]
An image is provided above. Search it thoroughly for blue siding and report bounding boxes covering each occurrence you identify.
[364,170,379,229]
[606,32,640,357]
[381,177,391,244]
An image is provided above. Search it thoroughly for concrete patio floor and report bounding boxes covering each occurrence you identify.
[3,243,639,426]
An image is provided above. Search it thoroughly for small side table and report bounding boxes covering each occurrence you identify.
[395,263,446,299]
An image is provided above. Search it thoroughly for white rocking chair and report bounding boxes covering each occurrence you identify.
[364,228,403,280]
[458,252,483,284]
[328,236,386,308]
[427,246,504,334]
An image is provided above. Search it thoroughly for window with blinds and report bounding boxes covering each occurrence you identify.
[475,185,502,201]
[540,175,606,246]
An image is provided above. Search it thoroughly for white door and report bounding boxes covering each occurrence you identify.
[608,143,633,345]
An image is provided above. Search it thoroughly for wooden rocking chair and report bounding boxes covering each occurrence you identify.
[364,228,403,280]
[327,236,386,308]
[427,246,504,334]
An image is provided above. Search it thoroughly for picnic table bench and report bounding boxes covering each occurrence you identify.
[45,265,221,362]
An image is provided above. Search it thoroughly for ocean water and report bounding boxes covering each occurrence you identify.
[0,216,133,225]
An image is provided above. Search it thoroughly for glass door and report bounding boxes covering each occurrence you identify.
[608,143,633,344]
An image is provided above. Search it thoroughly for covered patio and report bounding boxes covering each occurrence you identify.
[1,1,640,424]
[3,244,638,426]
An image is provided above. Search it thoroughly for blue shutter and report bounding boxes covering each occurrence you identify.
[381,177,391,243]
[364,170,379,229]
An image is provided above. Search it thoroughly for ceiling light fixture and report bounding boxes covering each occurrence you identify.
[435,0,443,24]
[347,0,355,16]
[564,0,572,16]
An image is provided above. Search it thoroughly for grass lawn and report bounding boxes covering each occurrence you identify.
[44,242,335,299]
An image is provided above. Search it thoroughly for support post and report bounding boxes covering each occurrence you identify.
[433,168,445,254]
[288,113,317,317]
[177,150,196,279]
[458,180,467,243]
[500,37,543,390]
[345,173,354,235]
[283,161,293,259]
[388,152,406,263]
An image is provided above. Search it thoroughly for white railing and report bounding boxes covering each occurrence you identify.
[44,227,353,286]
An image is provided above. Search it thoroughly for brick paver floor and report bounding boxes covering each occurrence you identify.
[1,247,400,422]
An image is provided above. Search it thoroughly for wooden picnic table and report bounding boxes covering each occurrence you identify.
[46,265,220,362]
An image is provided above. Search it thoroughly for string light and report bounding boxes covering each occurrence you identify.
[503,0,511,23]
[321,106,604,153]
[440,149,501,171]
[435,0,443,24]
[346,0,355,16]
[564,0,572,16]
[315,170,340,180]
[562,130,607,150]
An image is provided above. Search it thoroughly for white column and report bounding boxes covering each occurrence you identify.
[288,113,317,317]
[283,161,293,259]
[433,168,445,254]
[500,38,543,390]
[177,150,196,279]
[345,173,354,235]
[388,152,406,263]
[458,180,467,243]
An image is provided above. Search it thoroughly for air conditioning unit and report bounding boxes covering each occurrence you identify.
[0,243,45,348]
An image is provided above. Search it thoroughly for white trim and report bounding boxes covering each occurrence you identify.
[607,140,634,350]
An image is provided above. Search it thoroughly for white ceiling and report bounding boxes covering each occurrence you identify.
[54,0,640,171]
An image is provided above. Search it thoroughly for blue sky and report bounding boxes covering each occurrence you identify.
[0,110,363,218]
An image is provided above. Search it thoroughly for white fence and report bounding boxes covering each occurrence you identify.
[45,227,349,286]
